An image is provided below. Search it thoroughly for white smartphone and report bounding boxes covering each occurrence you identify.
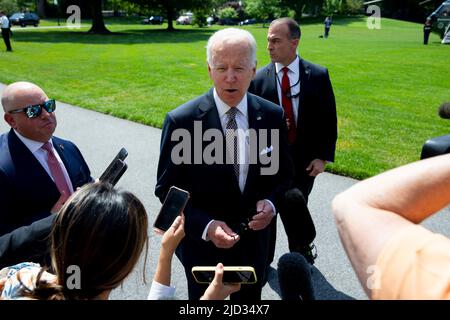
[191,266,257,284]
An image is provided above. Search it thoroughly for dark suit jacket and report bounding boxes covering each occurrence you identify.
[155,89,293,294]
[249,58,337,181]
[0,129,92,236]
[0,215,55,269]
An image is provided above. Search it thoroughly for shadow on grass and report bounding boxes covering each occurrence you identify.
[11,28,215,44]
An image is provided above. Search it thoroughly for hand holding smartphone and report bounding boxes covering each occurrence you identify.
[191,266,257,284]
[154,186,190,233]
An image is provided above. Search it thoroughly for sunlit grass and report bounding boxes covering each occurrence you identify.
[2,17,448,179]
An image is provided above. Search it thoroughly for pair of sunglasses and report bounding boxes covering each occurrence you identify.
[9,99,56,119]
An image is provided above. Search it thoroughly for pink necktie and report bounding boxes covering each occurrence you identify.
[42,142,72,196]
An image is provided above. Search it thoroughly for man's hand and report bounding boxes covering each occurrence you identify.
[248,200,275,231]
[51,191,69,214]
[207,220,240,249]
[200,263,241,300]
[306,159,327,177]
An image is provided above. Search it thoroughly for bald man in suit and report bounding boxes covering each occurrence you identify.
[0,82,92,263]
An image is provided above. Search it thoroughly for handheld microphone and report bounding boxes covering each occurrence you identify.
[277,252,315,300]
[438,102,450,119]
[280,188,316,251]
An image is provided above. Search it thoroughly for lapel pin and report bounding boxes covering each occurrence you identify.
[257,116,262,120]
[59,144,64,150]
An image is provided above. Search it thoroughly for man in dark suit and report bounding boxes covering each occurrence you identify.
[0,82,92,255]
[249,18,337,264]
[155,28,293,300]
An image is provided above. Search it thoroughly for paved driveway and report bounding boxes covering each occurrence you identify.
[1,86,449,300]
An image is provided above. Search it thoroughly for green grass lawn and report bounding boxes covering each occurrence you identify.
[3,17,449,179]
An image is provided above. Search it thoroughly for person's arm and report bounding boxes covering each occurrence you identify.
[332,154,450,296]
[0,215,55,268]
[153,215,185,286]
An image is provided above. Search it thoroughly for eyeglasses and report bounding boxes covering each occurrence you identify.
[9,99,56,118]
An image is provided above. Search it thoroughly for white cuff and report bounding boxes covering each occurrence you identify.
[147,280,176,300]
[202,220,215,241]
[264,199,277,216]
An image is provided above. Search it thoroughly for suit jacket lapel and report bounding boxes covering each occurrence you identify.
[267,63,280,105]
[298,59,311,113]
[243,94,263,196]
[197,89,222,131]
[8,130,58,194]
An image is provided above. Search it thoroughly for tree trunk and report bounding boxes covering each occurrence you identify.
[88,0,111,34]
[37,0,46,18]
[166,4,175,31]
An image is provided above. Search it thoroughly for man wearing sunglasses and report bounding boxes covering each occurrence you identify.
[0,82,92,256]
[248,18,338,267]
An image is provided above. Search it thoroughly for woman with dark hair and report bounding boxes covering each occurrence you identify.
[0,182,147,300]
[0,182,239,300]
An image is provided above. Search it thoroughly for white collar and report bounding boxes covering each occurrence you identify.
[275,55,300,76]
[213,88,248,119]
[14,129,52,153]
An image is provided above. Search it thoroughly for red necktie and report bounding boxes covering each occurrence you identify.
[281,67,297,144]
[42,142,72,196]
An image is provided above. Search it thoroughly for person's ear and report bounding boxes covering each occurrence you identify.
[4,113,16,128]
[207,63,213,78]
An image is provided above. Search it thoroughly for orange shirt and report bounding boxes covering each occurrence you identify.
[372,225,450,299]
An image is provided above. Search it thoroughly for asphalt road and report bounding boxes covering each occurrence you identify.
[1,86,449,300]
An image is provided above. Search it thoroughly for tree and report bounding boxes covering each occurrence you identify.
[346,0,363,14]
[279,0,308,20]
[0,0,19,14]
[37,0,46,18]
[244,0,280,26]
[88,0,110,33]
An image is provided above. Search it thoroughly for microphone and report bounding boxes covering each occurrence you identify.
[280,188,316,252]
[277,252,315,300]
[438,102,450,119]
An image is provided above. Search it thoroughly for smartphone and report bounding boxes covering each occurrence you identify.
[100,159,128,186]
[99,148,129,186]
[191,266,257,284]
[153,186,190,232]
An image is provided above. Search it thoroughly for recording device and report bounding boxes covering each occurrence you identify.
[280,188,316,252]
[191,266,257,284]
[153,186,190,232]
[438,102,450,119]
[277,252,315,300]
[99,147,128,186]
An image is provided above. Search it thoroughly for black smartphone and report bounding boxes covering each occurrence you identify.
[191,266,257,284]
[99,148,128,186]
[154,186,190,232]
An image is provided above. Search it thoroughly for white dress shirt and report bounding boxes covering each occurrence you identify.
[214,88,249,193]
[0,15,10,29]
[275,55,300,126]
[14,130,74,194]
